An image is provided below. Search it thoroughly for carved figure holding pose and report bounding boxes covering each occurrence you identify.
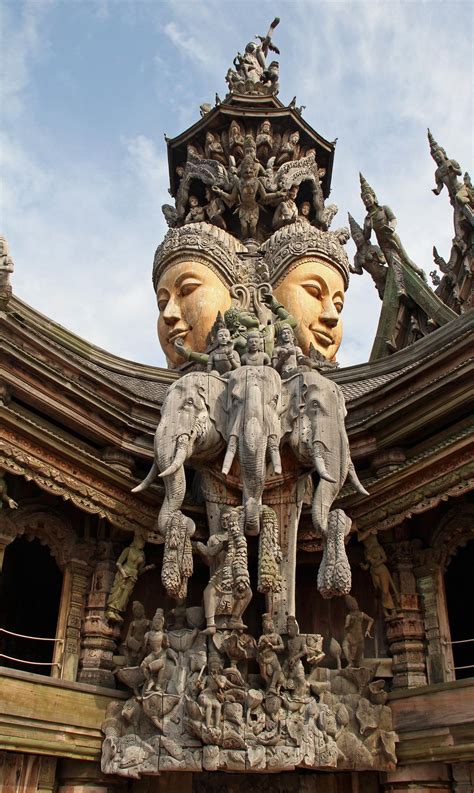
[141,608,170,691]
[195,507,252,635]
[286,616,308,697]
[184,196,206,225]
[271,322,304,377]
[361,534,399,617]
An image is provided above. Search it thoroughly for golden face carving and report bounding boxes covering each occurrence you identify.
[273,257,345,361]
[156,259,232,368]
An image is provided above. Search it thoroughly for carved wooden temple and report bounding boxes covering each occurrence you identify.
[1,20,473,793]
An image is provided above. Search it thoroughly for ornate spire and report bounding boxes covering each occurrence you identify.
[347,212,363,239]
[359,172,376,201]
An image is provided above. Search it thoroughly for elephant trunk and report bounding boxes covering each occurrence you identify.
[241,409,266,535]
[156,432,192,535]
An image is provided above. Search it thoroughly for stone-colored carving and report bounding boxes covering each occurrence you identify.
[0,236,14,310]
[106,534,154,623]
[241,329,271,366]
[121,600,150,667]
[140,607,167,692]
[204,326,241,376]
[361,534,399,617]
[257,505,282,604]
[195,506,252,634]
[257,613,285,693]
[205,131,226,165]
[212,139,285,240]
[360,173,426,289]
[348,212,387,299]
[226,18,280,96]
[271,323,305,377]
[317,509,352,598]
[276,131,300,167]
[342,595,374,667]
[162,511,195,599]
[222,365,282,533]
[272,185,299,230]
[184,195,206,224]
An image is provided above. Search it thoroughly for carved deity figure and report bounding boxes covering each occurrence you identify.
[184,195,206,225]
[122,601,150,666]
[229,120,245,160]
[342,595,374,667]
[196,656,230,729]
[299,200,312,223]
[271,322,304,377]
[195,507,252,634]
[256,119,274,162]
[285,616,309,697]
[212,139,284,239]
[428,130,474,243]
[348,213,387,299]
[359,173,426,291]
[361,534,399,617]
[205,327,241,376]
[204,131,226,164]
[141,608,168,691]
[273,184,300,230]
[106,535,154,623]
[241,330,271,366]
[257,613,285,693]
[204,186,226,229]
[276,131,300,166]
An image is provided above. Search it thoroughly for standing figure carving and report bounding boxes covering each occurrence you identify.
[195,507,252,634]
[342,595,374,667]
[106,535,154,623]
[257,613,286,693]
[361,534,399,617]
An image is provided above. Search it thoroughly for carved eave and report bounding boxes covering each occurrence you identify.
[330,310,473,535]
[166,98,336,199]
[369,263,457,361]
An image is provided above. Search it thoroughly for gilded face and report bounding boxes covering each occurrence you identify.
[273,257,345,361]
[156,260,231,368]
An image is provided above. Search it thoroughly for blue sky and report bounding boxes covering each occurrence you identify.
[1,0,472,368]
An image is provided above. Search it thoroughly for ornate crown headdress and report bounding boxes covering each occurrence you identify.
[261,220,350,289]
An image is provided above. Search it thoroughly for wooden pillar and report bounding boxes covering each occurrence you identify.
[415,550,455,684]
[385,540,427,688]
[78,542,119,688]
[53,558,89,681]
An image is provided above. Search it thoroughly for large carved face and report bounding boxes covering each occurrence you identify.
[156,260,232,368]
[273,257,345,361]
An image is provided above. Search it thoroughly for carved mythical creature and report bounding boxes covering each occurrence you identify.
[227,18,280,96]
[348,213,387,299]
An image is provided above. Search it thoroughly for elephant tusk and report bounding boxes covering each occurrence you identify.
[159,435,190,478]
[347,462,369,496]
[312,451,337,484]
[131,461,158,493]
[222,435,238,476]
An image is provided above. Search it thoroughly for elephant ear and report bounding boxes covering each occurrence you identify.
[197,373,228,440]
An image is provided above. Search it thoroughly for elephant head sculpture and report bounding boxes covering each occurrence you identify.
[132,372,227,534]
[221,365,282,534]
[282,370,368,537]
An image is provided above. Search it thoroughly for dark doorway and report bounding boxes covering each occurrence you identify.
[444,538,474,680]
[0,536,63,675]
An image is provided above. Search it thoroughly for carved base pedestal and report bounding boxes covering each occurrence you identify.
[386,598,427,689]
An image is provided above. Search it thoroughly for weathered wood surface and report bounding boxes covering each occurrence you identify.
[0,668,125,761]
[390,678,474,764]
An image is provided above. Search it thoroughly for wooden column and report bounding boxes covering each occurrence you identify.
[415,550,455,684]
[385,540,427,688]
[78,542,119,688]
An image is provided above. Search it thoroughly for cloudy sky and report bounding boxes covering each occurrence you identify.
[2,0,472,369]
